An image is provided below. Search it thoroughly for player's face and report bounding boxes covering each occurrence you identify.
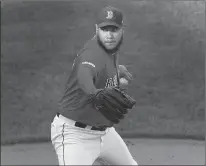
[97,25,123,50]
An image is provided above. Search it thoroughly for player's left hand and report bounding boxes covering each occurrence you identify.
[91,87,136,124]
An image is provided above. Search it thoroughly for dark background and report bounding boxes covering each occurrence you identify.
[1,0,205,143]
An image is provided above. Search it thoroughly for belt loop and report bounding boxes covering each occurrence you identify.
[86,126,92,130]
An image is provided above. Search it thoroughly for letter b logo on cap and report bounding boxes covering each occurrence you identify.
[106,10,113,19]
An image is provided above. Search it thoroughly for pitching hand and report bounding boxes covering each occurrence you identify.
[118,65,133,81]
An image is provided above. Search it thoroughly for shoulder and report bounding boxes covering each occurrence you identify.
[83,36,103,56]
[74,37,105,71]
[78,37,105,66]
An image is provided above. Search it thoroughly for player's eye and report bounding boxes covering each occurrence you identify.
[100,26,119,32]
[100,27,107,32]
[110,27,119,32]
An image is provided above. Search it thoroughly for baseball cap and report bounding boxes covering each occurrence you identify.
[96,6,124,28]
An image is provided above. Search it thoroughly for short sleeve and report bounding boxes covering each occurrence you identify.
[73,49,104,94]
[74,49,104,78]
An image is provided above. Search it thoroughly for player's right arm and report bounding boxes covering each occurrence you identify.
[75,49,103,95]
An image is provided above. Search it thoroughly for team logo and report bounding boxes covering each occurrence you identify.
[106,10,113,19]
[105,75,118,88]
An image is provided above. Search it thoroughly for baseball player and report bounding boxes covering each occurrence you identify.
[51,6,138,165]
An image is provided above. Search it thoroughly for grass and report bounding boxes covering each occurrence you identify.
[1,0,205,143]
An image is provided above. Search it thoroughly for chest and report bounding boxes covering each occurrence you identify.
[95,55,119,88]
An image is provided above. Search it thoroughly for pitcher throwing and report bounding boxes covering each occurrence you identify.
[51,6,138,165]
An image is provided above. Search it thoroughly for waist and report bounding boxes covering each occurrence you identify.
[59,106,114,127]
[57,113,108,131]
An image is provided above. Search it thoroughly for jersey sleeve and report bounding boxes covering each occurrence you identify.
[75,49,103,95]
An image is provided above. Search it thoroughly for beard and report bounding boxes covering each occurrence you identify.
[96,34,123,54]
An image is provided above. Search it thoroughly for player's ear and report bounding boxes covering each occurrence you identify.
[121,27,125,36]
[95,24,99,34]
[120,27,123,32]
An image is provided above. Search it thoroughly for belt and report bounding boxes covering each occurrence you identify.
[57,113,106,131]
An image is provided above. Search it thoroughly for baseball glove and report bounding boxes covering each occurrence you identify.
[91,87,136,124]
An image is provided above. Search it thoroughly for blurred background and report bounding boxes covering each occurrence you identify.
[1,0,205,144]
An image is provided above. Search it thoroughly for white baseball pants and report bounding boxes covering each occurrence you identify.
[51,114,138,165]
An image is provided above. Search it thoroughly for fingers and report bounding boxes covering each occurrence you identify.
[123,71,133,82]
[126,71,133,81]
[119,65,133,81]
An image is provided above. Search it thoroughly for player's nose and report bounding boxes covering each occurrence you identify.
[106,31,113,38]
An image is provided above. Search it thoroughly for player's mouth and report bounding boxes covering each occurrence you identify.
[105,41,116,44]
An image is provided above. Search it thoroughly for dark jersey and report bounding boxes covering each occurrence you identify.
[58,36,119,127]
